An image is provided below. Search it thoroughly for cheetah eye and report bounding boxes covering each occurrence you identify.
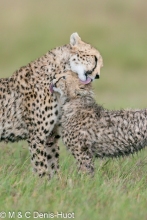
[62,76,66,80]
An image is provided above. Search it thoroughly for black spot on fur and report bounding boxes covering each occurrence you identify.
[47,154,52,160]
[50,120,54,125]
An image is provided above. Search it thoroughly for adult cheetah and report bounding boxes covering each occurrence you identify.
[0,33,103,179]
[52,71,147,176]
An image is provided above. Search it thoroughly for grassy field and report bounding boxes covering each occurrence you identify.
[0,0,147,219]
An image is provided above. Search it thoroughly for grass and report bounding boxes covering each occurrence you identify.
[1,143,147,219]
[0,0,147,219]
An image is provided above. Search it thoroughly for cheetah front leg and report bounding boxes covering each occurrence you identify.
[28,131,60,180]
[27,131,49,178]
[46,130,60,179]
[68,143,95,176]
[62,129,95,175]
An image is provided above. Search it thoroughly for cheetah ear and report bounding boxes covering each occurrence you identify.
[70,33,81,47]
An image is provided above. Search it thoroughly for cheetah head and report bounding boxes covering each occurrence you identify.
[69,33,103,84]
[51,71,92,99]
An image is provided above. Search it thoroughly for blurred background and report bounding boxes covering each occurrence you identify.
[0,2,147,216]
[0,0,147,109]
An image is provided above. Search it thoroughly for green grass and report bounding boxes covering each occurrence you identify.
[0,0,147,219]
[1,143,147,220]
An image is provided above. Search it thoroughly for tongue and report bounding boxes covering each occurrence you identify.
[80,77,92,84]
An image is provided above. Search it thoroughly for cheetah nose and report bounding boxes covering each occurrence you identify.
[95,74,100,79]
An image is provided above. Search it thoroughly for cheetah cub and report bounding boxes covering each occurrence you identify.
[52,71,147,176]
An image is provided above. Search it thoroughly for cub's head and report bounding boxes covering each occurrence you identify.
[69,33,103,83]
[51,71,92,99]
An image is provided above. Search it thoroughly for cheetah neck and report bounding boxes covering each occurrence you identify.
[10,44,72,92]
[51,44,71,62]
[29,44,72,81]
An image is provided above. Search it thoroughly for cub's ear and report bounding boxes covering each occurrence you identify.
[70,32,81,47]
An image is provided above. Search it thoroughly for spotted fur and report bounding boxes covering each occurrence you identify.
[53,72,147,176]
[0,33,103,179]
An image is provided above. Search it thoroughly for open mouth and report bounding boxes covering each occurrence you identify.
[79,76,92,85]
